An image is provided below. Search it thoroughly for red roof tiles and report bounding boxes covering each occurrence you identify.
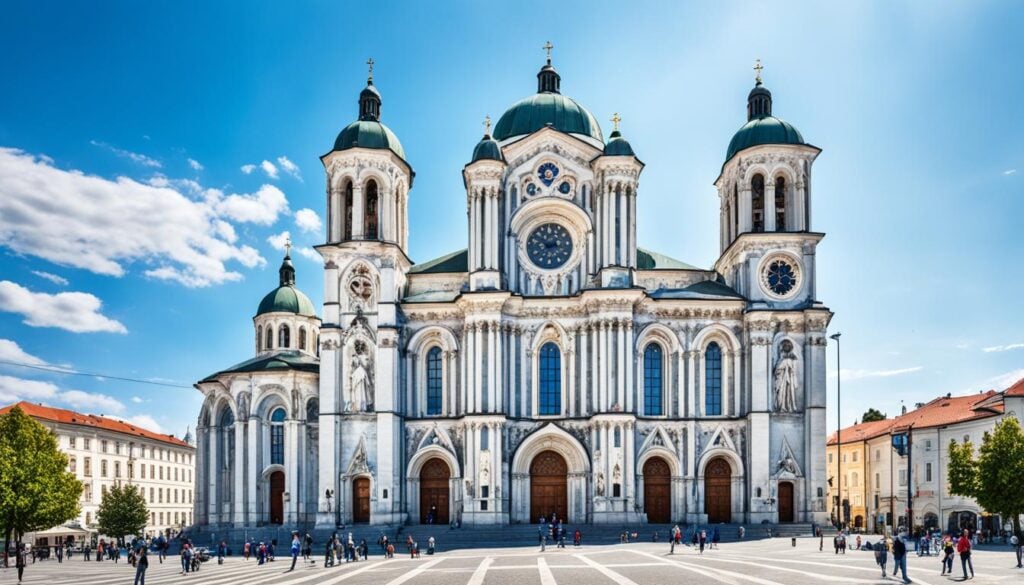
[1005,377,1024,397]
[0,401,193,448]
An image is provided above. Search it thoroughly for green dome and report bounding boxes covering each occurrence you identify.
[603,130,635,156]
[493,93,603,143]
[725,116,804,162]
[257,285,317,317]
[471,135,504,162]
[334,120,406,161]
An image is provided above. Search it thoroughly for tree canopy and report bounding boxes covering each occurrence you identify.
[0,406,82,545]
[96,482,149,541]
[947,416,1024,534]
[861,408,886,423]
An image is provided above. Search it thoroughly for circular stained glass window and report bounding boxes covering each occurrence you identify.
[762,258,799,297]
[558,181,571,194]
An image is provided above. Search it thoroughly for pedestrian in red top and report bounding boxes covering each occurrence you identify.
[957,528,974,579]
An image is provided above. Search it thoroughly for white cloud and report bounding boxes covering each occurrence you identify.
[187,158,204,171]
[0,281,127,333]
[0,374,125,414]
[0,339,47,366]
[832,366,923,381]
[1003,169,1017,176]
[125,414,163,433]
[240,164,257,175]
[213,184,289,225]
[90,140,161,168]
[294,208,322,233]
[260,160,279,179]
[0,148,270,287]
[31,270,68,286]
[982,343,1024,353]
[267,230,291,251]
[131,396,143,404]
[296,247,321,262]
[61,389,125,414]
[277,156,302,181]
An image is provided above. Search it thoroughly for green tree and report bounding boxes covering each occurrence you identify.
[947,417,1024,534]
[0,406,82,553]
[861,408,886,423]
[96,482,148,542]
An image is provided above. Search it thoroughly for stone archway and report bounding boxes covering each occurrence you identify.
[419,458,451,525]
[705,457,732,523]
[530,451,568,522]
[643,457,671,523]
[510,425,590,524]
[778,481,795,523]
[352,477,371,523]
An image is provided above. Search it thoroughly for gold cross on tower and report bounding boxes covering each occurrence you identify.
[284,236,292,257]
[611,112,621,132]
[483,115,492,136]
[753,58,764,84]
[366,57,375,82]
[542,41,554,63]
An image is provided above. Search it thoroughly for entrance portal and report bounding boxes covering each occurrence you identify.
[778,481,794,523]
[353,477,371,523]
[643,457,671,523]
[269,471,284,525]
[705,457,732,523]
[530,450,568,522]
[419,458,451,525]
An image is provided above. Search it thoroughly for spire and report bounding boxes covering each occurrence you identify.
[537,40,561,94]
[483,115,492,138]
[746,58,773,121]
[359,57,382,121]
[183,425,193,446]
[278,241,295,287]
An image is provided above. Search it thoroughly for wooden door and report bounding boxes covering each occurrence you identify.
[643,457,671,523]
[353,478,371,523]
[269,471,285,525]
[778,481,794,523]
[704,458,731,523]
[419,458,451,525]
[530,450,568,522]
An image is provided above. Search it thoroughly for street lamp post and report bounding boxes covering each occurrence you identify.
[831,332,842,528]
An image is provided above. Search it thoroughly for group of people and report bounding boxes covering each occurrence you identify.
[667,525,719,554]
[536,513,578,550]
[868,528,989,584]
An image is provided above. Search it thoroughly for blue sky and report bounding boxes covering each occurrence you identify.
[0,1,1021,437]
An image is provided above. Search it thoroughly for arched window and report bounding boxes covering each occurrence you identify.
[270,408,286,465]
[643,344,664,416]
[752,174,765,232]
[343,181,354,240]
[278,324,290,349]
[538,342,561,415]
[426,347,443,416]
[299,327,307,351]
[775,176,786,231]
[480,426,489,450]
[306,399,319,422]
[365,180,378,239]
[265,326,274,350]
[219,409,235,471]
[257,325,263,351]
[614,427,621,448]
[705,342,722,416]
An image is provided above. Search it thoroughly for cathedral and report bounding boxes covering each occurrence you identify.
[194,53,833,530]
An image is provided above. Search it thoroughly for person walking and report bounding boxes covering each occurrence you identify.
[699,529,707,555]
[15,544,26,583]
[957,528,974,580]
[892,533,911,584]
[538,524,547,551]
[288,531,301,572]
[941,534,954,575]
[574,528,582,547]
[427,536,435,555]
[873,538,888,578]
[133,547,149,585]
[302,533,313,564]
[712,527,720,549]
[1012,530,1022,568]
[670,525,679,554]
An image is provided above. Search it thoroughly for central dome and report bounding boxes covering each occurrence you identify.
[492,60,603,144]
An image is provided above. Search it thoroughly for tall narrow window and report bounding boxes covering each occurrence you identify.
[306,399,319,422]
[732,183,739,239]
[705,342,722,416]
[752,174,765,232]
[299,327,307,351]
[365,180,379,239]
[270,408,285,465]
[426,347,443,415]
[265,326,274,350]
[480,426,490,450]
[643,344,663,416]
[775,176,786,231]
[343,181,354,240]
[278,324,290,349]
[538,342,561,415]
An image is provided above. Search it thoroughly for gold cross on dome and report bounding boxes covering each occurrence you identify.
[366,57,375,82]
[542,41,554,62]
[753,58,764,84]
[284,236,292,257]
[483,115,492,136]
[611,112,621,132]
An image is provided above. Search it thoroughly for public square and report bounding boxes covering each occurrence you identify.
[5,538,1022,585]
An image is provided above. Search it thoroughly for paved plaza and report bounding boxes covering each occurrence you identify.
[5,538,1022,585]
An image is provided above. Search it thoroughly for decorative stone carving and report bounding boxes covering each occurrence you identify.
[773,339,799,413]
[595,472,605,497]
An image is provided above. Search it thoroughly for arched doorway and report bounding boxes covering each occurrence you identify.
[704,457,732,523]
[643,457,671,523]
[530,450,568,522]
[353,478,371,524]
[269,471,285,525]
[419,458,451,525]
[778,481,794,523]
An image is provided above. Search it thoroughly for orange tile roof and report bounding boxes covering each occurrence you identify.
[1005,377,1024,397]
[0,401,193,448]
[827,418,895,445]
[829,390,1005,444]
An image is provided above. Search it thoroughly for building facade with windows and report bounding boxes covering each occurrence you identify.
[195,55,833,529]
[0,401,195,539]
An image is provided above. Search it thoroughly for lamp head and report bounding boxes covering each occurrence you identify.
[830,332,842,341]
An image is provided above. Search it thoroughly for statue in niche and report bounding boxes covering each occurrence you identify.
[595,472,606,497]
[772,339,800,413]
[348,340,374,412]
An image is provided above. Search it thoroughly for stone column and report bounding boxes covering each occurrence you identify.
[329,187,341,242]
[686,350,697,417]
[764,182,776,232]
[739,187,752,234]
[731,350,742,416]
[285,419,299,523]
[447,350,458,416]
[616,320,626,409]
[796,182,807,231]
[468,194,477,271]
[625,421,635,503]
[233,423,245,524]
[247,419,259,524]
[519,328,528,417]
[618,190,627,266]
[605,187,614,265]
[474,322,483,413]
[625,322,634,413]
[566,332,576,416]
[580,324,590,416]
[352,184,365,239]
[629,190,637,268]
[461,327,469,414]
[495,322,503,413]
[207,424,218,522]
[487,321,497,412]
[597,321,607,412]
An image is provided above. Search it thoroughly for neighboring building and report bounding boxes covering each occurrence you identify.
[195,54,834,530]
[827,380,1024,534]
[0,401,196,539]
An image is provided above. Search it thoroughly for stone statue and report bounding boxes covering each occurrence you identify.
[348,340,374,412]
[772,340,799,413]
[778,455,797,475]
[595,472,606,497]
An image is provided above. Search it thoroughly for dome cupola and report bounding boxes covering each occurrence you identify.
[602,112,635,156]
[470,115,504,163]
[725,60,806,163]
[332,58,407,161]
[257,247,317,317]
